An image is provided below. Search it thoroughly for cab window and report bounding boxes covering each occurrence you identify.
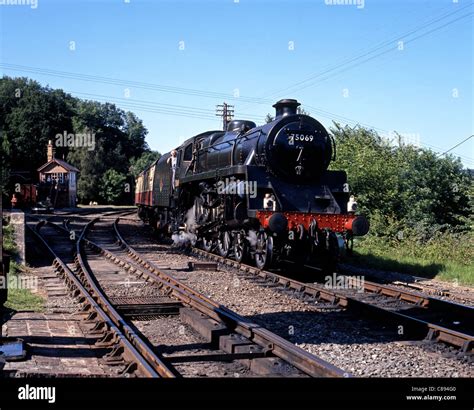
[183,143,193,161]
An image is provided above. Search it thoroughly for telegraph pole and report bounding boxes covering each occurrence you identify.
[216,102,234,130]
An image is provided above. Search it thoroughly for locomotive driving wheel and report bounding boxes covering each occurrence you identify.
[232,230,248,263]
[217,231,231,257]
[255,231,273,270]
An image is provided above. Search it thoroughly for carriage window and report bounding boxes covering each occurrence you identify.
[183,143,193,161]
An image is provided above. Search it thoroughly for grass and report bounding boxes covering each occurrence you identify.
[4,287,44,311]
[2,223,45,311]
[344,232,474,286]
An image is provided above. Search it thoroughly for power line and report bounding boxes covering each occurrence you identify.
[65,91,474,164]
[437,135,474,157]
[238,3,473,108]
[0,61,446,149]
[68,91,265,122]
[70,91,474,164]
[0,63,390,128]
[0,63,268,105]
[1,5,471,162]
[277,11,473,96]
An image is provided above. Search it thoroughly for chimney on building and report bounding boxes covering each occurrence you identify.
[47,140,55,162]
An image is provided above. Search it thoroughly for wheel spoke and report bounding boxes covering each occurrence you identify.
[255,232,272,269]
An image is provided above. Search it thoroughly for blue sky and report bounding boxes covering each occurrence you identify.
[1,0,473,166]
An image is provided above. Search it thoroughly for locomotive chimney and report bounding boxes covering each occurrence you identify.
[273,99,301,118]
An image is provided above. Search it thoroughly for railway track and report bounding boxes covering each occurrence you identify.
[29,218,346,377]
[28,221,175,377]
[183,238,473,354]
[338,263,474,305]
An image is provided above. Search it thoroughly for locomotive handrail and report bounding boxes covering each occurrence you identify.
[330,134,337,161]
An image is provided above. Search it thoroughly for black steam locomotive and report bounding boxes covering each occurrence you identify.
[136,99,368,271]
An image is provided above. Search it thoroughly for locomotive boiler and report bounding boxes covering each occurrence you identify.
[136,99,369,271]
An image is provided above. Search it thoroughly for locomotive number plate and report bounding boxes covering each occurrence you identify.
[287,132,314,145]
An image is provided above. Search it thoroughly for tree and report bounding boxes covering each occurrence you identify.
[67,100,148,203]
[265,113,274,123]
[99,169,127,204]
[0,76,151,204]
[329,123,472,238]
[129,151,161,178]
[122,111,149,159]
[297,107,310,116]
[330,124,400,219]
[0,76,75,174]
[0,131,11,191]
[265,107,309,123]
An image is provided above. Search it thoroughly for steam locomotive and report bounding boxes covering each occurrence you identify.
[135,99,369,271]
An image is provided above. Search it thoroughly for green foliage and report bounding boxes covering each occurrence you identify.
[332,123,473,284]
[0,76,150,205]
[330,123,472,238]
[2,223,22,275]
[0,131,11,190]
[265,107,309,124]
[347,230,473,285]
[2,223,18,256]
[358,228,473,267]
[5,289,45,312]
[66,99,149,203]
[297,107,310,116]
[129,151,161,178]
[2,222,44,308]
[68,142,108,203]
[99,169,127,204]
[0,77,75,173]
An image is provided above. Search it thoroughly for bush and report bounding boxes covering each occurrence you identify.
[330,124,472,239]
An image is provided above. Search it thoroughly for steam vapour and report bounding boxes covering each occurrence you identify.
[246,230,257,247]
[172,206,197,246]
